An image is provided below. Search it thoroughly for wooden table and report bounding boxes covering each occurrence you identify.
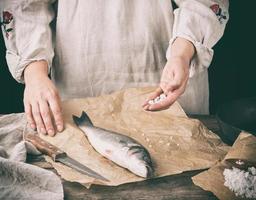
[27,115,221,200]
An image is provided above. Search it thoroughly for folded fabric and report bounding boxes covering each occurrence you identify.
[0,113,63,200]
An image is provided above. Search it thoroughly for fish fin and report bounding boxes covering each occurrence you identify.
[72,111,94,127]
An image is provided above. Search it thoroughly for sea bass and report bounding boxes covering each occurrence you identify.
[72,111,154,178]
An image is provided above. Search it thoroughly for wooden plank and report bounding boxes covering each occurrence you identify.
[63,170,217,200]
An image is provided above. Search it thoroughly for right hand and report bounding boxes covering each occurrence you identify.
[142,37,194,111]
[23,60,64,136]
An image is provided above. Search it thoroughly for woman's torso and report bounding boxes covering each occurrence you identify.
[52,0,209,114]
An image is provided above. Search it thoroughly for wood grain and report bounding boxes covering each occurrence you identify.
[63,170,217,200]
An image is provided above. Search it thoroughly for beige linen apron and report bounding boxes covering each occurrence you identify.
[52,0,209,114]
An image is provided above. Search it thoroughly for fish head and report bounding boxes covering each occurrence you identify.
[127,145,154,178]
[128,160,154,178]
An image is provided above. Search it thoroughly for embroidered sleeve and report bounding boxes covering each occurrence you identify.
[1,11,14,39]
[0,0,55,83]
[168,0,229,77]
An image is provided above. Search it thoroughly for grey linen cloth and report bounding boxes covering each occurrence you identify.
[0,113,63,200]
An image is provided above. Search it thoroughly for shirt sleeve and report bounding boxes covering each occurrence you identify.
[0,0,55,83]
[167,0,229,77]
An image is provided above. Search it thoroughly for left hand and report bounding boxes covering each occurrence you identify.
[143,37,195,111]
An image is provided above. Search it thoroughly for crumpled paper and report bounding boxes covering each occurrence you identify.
[40,87,230,188]
[192,131,256,200]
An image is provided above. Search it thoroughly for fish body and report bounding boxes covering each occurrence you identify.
[73,111,154,178]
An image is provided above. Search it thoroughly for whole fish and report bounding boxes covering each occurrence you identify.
[72,111,154,178]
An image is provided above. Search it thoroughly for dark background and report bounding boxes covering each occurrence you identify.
[0,1,256,114]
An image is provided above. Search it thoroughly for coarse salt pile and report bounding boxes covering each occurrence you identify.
[148,94,167,105]
[223,167,256,198]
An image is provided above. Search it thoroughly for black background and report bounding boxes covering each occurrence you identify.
[0,1,256,114]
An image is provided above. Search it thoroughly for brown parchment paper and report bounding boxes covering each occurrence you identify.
[192,131,256,200]
[40,87,230,188]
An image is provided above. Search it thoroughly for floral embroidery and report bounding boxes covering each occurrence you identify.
[0,11,14,39]
[210,4,227,24]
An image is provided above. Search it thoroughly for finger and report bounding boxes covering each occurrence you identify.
[143,104,150,110]
[148,92,178,111]
[39,100,55,136]
[162,71,184,93]
[168,80,181,92]
[171,67,189,89]
[32,102,46,134]
[24,103,36,130]
[48,93,64,132]
[162,66,188,94]
[160,80,179,93]
[142,87,163,107]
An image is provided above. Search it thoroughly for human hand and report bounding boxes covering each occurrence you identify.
[143,37,195,111]
[143,57,189,110]
[23,60,64,136]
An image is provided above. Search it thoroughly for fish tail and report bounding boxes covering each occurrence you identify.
[72,111,94,127]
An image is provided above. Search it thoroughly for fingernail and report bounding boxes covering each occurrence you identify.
[57,125,63,132]
[30,124,36,130]
[142,101,148,107]
[40,128,46,134]
[48,129,54,136]
[143,105,149,111]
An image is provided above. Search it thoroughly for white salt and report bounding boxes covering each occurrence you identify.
[148,100,154,105]
[148,94,167,105]
[160,94,166,99]
[223,167,256,198]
